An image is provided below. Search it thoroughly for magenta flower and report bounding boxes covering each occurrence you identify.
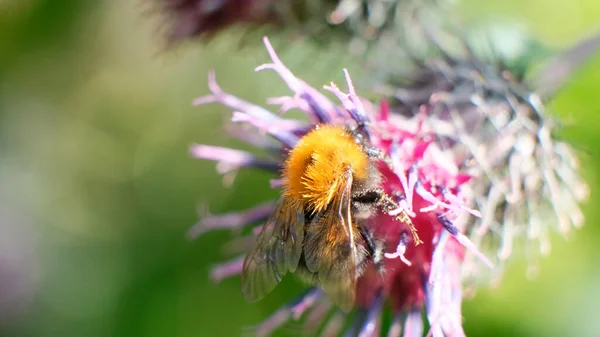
[189,37,588,336]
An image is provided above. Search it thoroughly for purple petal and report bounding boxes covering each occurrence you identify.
[230,111,300,147]
[224,124,278,151]
[304,300,333,332]
[255,37,340,123]
[210,255,244,282]
[194,71,281,123]
[403,311,424,337]
[290,289,323,320]
[437,214,494,268]
[358,293,383,337]
[190,144,279,173]
[323,69,370,125]
[246,289,322,337]
[321,312,346,337]
[387,312,404,337]
[427,231,467,337]
[187,201,274,239]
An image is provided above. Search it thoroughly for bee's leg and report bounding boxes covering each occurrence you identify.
[358,225,385,273]
[353,189,423,246]
[376,192,423,245]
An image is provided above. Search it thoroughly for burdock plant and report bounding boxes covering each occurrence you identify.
[187,33,593,335]
[151,1,597,336]
[151,0,447,50]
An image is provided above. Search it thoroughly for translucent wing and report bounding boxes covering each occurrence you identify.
[303,170,366,312]
[241,197,304,302]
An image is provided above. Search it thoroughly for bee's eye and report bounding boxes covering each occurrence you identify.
[352,190,381,204]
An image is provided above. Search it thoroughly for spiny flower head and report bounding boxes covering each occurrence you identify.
[189,36,588,336]
[380,32,590,282]
[150,0,447,49]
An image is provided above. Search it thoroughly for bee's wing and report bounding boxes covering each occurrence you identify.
[241,197,304,302]
[303,170,364,312]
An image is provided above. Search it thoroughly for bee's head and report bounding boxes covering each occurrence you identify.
[347,122,372,145]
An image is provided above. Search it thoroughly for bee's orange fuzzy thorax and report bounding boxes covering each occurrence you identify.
[283,125,369,213]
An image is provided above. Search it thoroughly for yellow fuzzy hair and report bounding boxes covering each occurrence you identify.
[282,125,369,213]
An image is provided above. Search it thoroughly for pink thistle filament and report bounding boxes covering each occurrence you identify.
[189,37,588,336]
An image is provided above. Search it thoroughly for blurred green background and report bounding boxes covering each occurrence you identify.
[1,1,600,336]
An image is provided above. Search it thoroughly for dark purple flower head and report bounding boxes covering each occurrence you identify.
[151,0,446,49]
[189,37,588,336]
[151,0,279,43]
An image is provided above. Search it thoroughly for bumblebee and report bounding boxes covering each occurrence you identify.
[241,124,419,311]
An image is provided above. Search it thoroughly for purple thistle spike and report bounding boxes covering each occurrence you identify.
[189,36,589,336]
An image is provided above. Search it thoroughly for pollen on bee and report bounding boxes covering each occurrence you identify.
[282,125,369,212]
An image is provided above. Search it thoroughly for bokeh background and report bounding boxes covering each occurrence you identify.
[1,1,600,336]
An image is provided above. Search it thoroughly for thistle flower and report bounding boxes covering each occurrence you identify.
[151,0,282,43]
[151,0,447,50]
[380,30,592,282]
[189,36,588,336]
